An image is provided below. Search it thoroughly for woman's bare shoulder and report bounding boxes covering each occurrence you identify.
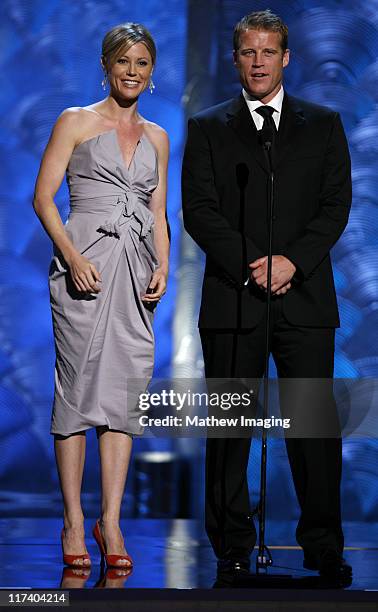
[57,106,92,123]
[142,119,168,140]
[142,120,169,153]
[51,107,101,145]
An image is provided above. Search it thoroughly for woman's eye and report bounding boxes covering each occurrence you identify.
[139,61,148,66]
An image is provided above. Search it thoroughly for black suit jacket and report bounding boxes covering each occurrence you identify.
[181,92,352,329]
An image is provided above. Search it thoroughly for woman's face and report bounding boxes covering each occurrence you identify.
[106,41,153,101]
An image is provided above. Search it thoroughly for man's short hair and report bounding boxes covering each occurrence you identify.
[233,9,289,52]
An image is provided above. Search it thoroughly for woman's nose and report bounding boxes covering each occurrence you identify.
[127,63,137,75]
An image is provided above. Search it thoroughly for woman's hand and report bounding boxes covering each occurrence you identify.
[142,268,167,303]
[67,251,102,294]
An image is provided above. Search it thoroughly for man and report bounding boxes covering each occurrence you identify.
[181,10,352,580]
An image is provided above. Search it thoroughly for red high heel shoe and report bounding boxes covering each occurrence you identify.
[92,519,133,568]
[61,527,91,567]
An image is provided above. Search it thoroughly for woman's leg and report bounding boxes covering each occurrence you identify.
[97,427,133,566]
[54,431,89,565]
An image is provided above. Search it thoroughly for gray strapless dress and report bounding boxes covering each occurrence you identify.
[48,129,159,436]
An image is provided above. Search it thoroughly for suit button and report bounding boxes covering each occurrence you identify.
[273,215,277,220]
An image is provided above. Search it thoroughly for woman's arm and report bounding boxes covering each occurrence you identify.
[33,109,102,294]
[142,123,170,302]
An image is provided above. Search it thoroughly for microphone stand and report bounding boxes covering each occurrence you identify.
[256,133,274,575]
[253,128,293,583]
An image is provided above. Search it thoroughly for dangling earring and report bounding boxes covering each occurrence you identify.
[101,73,108,91]
[149,78,155,94]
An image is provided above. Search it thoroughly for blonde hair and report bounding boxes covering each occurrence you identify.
[101,22,156,71]
[234,10,288,53]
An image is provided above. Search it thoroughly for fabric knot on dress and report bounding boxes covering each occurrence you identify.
[98,191,154,239]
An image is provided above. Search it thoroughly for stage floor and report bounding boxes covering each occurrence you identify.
[0,518,377,591]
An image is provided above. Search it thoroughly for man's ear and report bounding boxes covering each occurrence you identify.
[232,49,238,66]
[283,48,290,68]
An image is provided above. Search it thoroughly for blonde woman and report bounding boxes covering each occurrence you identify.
[33,22,169,569]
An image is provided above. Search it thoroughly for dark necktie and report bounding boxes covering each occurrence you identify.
[255,105,277,134]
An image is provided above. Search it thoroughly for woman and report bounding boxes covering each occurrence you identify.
[33,23,169,569]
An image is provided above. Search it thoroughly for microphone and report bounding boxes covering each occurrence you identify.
[259,124,273,151]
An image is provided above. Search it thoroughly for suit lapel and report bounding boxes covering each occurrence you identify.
[226,94,270,175]
[225,92,307,173]
[275,93,306,168]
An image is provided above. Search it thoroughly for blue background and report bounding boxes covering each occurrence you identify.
[0,0,377,521]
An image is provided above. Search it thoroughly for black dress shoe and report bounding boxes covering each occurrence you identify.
[217,557,251,576]
[304,549,352,579]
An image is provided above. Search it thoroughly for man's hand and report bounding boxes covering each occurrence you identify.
[249,255,296,295]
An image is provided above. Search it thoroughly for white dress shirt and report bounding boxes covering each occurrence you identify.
[242,86,284,131]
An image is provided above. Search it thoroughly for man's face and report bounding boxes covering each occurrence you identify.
[233,29,289,103]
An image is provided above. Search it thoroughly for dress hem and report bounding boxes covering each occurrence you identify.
[50,424,144,438]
